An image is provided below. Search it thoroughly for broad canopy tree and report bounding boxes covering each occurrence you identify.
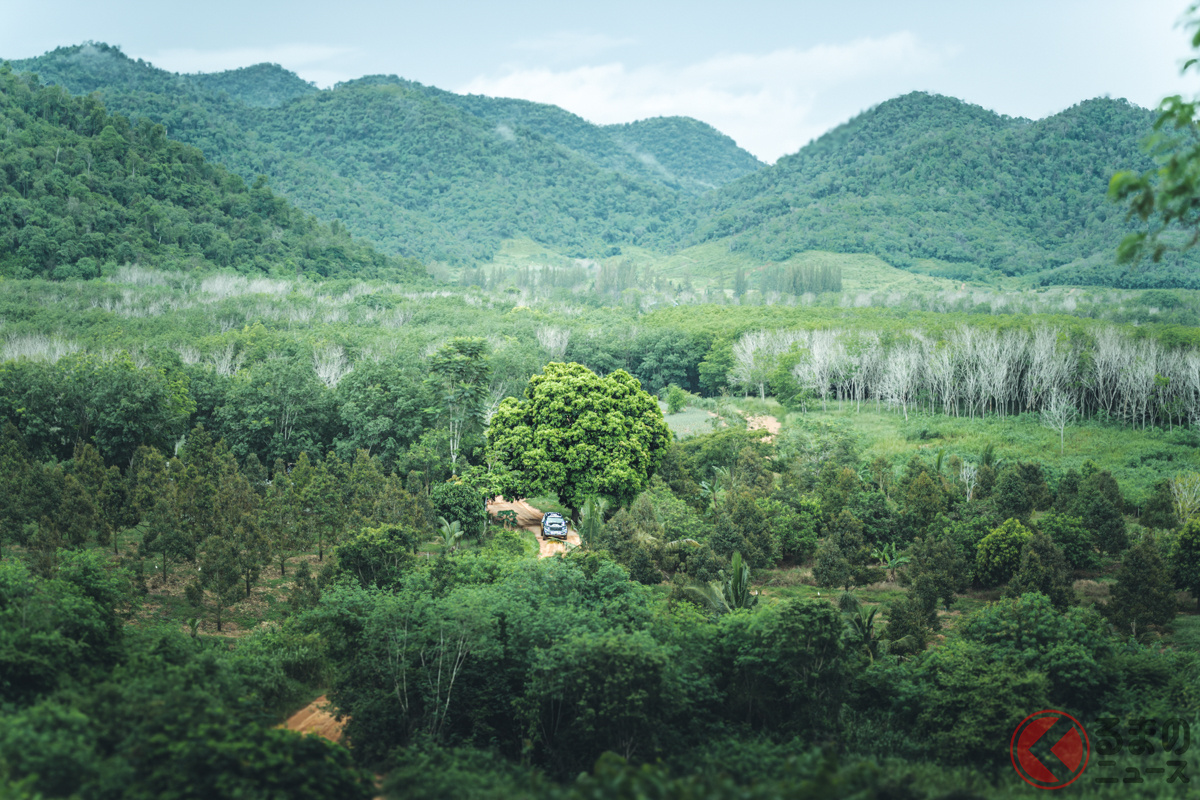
[487,362,671,519]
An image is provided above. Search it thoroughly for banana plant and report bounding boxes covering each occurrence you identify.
[436,516,464,552]
[698,479,723,516]
[871,542,910,582]
[847,605,882,662]
[683,551,758,615]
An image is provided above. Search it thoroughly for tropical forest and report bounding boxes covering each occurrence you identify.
[6,9,1200,799]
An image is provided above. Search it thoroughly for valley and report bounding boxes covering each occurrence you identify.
[4,31,1200,800]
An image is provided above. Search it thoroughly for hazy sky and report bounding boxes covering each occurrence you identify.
[3,0,1197,162]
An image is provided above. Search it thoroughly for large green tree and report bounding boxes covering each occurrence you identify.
[487,363,670,518]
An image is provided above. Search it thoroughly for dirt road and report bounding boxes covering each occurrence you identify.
[487,498,581,557]
[283,695,345,743]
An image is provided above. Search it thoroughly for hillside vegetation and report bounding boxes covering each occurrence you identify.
[676,92,1200,287]
[0,66,421,280]
[13,43,1196,289]
[11,44,757,264]
[394,77,764,195]
[3,270,1200,798]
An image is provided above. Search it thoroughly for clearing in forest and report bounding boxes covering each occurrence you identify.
[487,497,581,557]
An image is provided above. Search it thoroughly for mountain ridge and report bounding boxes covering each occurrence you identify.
[8,44,1197,287]
[667,91,1198,286]
[11,43,757,263]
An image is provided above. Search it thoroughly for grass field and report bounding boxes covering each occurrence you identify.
[664,406,718,439]
[783,403,1200,501]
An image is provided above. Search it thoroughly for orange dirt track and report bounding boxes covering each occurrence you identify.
[487,497,581,557]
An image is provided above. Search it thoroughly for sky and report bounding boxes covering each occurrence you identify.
[2,0,1197,163]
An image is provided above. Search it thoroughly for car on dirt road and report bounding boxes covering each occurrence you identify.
[541,512,568,540]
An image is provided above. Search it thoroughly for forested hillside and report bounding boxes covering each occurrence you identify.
[11,44,751,263]
[606,115,765,189]
[0,66,421,280]
[395,77,764,194]
[10,43,1200,287]
[189,63,319,108]
[676,92,1200,287]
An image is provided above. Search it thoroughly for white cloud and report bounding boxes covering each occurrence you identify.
[147,43,353,85]
[459,32,950,162]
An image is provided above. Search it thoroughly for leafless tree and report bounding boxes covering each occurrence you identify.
[1090,327,1127,418]
[483,380,510,426]
[1026,327,1072,412]
[1040,387,1077,454]
[209,343,245,377]
[313,344,353,388]
[1172,472,1200,528]
[925,340,958,416]
[536,325,570,360]
[960,461,979,502]
[879,343,921,420]
[174,344,202,366]
[731,330,776,401]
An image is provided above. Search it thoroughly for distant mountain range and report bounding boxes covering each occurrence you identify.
[669,91,1198,287]
[12,43,761,264]
[9,42,1199,287]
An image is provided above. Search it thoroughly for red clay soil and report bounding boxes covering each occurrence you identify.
[487,498,581,557]
[283,695,345,744]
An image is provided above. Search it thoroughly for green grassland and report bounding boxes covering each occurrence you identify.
[786,404,1200,500]
[663,406,718,439]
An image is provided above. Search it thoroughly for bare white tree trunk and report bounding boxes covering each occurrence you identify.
[1039,387,1077,454]
[210,343,246,377]
[536,325,570,361]
[960,461,978,502]
[313,344,353,388]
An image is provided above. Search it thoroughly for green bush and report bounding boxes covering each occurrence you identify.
[665,384,690,414]
[975,518,1033,587]
[430,480,487,537]
[1036,512,1097,570]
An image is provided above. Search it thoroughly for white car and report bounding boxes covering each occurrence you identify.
[541,512,568,540]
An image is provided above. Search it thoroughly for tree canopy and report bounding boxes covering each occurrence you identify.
[487,362,670,515]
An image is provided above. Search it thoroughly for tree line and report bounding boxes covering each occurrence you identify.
[725,323,1200,429]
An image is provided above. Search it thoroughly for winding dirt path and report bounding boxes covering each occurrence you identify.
[487,498,581,557]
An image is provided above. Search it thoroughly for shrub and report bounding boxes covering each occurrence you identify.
[665,384,689,414]
[430,479,487,536]
[1036,512,1097,570]
[975,519,1033,587]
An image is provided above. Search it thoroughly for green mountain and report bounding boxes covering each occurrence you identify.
[389,77,763,194]
[676,92,1200,287]
[11,44,760,264]
[605,116,765,190]
[10,45,1199,287]
[189,63,319,108]
[0,64,422,281]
